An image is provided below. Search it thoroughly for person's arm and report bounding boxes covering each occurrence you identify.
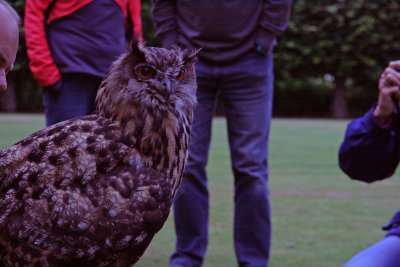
[339,106,399,182]
[254,0,292,55]
[151,0,178,48]
[127,0,143,42]
[339,61,400,182]
[25,0,61,87]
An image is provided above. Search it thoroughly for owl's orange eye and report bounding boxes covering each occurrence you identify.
[176,69,185,81]
[137,66,155,80]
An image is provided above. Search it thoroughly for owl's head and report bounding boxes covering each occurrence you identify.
[96,41,200,120]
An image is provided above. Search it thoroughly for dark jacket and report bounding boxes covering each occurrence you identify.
[151,0,292,64]
[25,0,142,87]
[339,105,400,237]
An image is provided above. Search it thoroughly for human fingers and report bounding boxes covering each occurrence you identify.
[374,83,398,123]
[382,70,400,88]
[388,60,400,70]
[378,81,399,101]
[378,71,399,103]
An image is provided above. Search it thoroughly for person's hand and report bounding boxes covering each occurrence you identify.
[373,60,400,126]
[43,79,63,97]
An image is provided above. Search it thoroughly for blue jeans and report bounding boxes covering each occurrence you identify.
[170,52,274,267]
[42,73,101,126]
[343,235,400,267]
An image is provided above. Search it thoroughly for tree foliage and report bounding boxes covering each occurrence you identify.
[274,0,400,117]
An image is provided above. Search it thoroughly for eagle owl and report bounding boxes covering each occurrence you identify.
[0,42,198,266]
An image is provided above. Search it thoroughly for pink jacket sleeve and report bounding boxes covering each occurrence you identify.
[25,0,61,87]
[128,0,143,42]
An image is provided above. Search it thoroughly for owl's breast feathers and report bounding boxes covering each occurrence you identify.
[0,113,187,266]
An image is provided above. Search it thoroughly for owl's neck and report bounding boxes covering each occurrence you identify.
[114,105,192,196]
[97,85,192,190]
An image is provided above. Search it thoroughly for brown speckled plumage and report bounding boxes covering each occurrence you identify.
[0,42,198,266]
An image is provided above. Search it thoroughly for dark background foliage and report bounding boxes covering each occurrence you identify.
[2,0,400,117]
[274,0,400,117]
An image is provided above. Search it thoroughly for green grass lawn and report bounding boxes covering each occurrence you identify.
[1,113,399,267]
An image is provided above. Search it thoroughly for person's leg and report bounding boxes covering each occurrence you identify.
[222,52,274,267]
[170,60,218,267]
[343,235,400,267]
[42,73,101,126]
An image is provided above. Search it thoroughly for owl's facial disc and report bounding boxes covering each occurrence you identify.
[156,76,176,101]
[159,68,186,99]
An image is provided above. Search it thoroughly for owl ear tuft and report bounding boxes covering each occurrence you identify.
[129,37,146,62]
[183,48,201,64]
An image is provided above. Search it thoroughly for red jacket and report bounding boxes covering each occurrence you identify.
[25,0,142,87]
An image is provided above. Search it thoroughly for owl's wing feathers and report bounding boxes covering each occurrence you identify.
[0,115,173,265]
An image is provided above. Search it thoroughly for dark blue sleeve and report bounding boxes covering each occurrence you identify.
[382,210,400,237]
[151,0,178,48]
[338,105,400,183]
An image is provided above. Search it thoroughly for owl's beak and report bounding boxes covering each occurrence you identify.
[162,79,172,99]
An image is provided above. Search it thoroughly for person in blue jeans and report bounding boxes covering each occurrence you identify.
[152,1,292,266]
[339,60,400,266]
[25,0,142,126]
